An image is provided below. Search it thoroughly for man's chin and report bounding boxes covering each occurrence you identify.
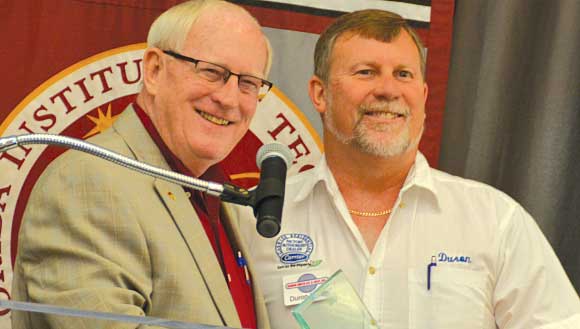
[185,142,229,164]
[354,133,411,158]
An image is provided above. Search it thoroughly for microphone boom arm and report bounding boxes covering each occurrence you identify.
[0,134,255,207]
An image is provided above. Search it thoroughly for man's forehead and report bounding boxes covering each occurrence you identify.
[184,5,263,50]
[180,6,267,75]
[333,30,410,49]
[191,3,260,34]
[330,31,419,65]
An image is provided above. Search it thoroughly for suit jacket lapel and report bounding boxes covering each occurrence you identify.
[112,106,241,327]
[154,180,241,327]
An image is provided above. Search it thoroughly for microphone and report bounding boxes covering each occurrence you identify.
[0,133,253,203]
[0,134,293,238]
[254,142,294,238]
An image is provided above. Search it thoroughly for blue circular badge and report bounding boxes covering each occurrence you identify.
[275,233,314,264]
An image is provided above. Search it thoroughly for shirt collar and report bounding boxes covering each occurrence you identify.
[293,152,440,206]
[293,156,339,202]
[402,152,438,195]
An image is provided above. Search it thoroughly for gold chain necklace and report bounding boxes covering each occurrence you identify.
[348,208,393,217]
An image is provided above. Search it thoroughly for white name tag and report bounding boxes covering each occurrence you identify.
[282,269,331,306]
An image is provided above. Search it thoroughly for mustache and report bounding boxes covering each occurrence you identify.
[358,101,410,116]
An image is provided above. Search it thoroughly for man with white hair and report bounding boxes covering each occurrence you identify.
[13,1,273,328]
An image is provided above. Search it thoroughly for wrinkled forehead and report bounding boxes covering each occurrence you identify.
[331,28,407,55]
[329,30,420,67]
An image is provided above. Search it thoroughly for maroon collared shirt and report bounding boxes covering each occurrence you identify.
[133,103,257,329]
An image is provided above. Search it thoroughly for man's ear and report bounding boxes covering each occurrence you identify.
[308,75,329,115]
[142,48,164,95]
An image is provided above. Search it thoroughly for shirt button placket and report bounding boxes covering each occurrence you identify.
[364,265,381,324]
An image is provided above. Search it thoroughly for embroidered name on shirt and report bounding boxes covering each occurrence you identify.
[438,252,472,264]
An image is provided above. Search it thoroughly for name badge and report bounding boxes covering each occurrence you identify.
[282,269,331,306]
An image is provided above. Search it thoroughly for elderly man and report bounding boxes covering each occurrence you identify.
[239,9,580,329]
[13,1,272,328]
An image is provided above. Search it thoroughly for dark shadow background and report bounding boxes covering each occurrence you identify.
[440,0,580,294]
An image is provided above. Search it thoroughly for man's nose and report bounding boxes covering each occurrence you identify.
[372,74,402,101]
[210,76,240,110]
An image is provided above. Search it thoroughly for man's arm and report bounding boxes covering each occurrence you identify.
[493,204,580,329]
[12,153,153,329]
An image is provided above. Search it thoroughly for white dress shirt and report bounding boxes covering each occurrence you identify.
[238,153,580,329]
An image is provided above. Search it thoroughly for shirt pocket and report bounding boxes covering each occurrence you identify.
[408,267,495,329]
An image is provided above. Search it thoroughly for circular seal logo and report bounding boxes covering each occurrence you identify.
[296,273,319,293]
[0,44,322,324]
[275,233,314,264]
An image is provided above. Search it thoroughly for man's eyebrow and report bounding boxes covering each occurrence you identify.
[350,61,380,69]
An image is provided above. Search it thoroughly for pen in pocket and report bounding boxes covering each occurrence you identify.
[237,251,251,285]
[427,256,437,291]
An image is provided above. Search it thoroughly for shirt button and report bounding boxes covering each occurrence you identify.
[368,266,376,275]
[399,202,406,208]
[185,191,192,198]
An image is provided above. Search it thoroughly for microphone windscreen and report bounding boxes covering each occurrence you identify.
[256,142,293,169]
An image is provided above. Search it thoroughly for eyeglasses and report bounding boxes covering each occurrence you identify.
[163,50,273,101]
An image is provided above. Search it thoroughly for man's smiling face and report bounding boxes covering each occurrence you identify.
[318,31,428,158]
[149,5,268,175]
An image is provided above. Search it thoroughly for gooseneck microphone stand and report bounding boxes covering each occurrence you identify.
[0,133,254,205]
[1,133,294,237]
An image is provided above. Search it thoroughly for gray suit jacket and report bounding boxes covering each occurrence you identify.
[12,105,270,329]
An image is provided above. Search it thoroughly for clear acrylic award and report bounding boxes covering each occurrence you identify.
[291,270,380,329]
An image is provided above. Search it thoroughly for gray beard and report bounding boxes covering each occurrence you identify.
[324,99,422,158]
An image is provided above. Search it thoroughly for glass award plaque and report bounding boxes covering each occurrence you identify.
[291,270,379,329]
